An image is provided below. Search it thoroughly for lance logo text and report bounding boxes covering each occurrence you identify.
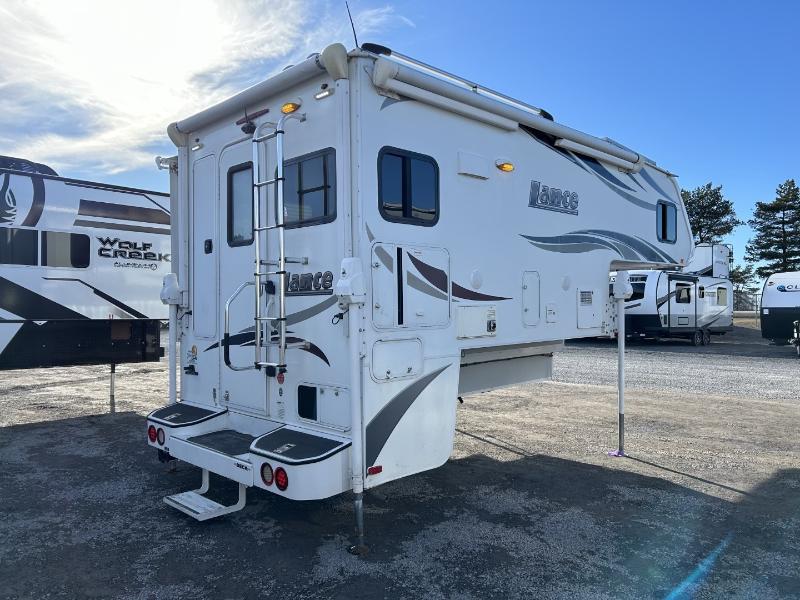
[528,180,579,215]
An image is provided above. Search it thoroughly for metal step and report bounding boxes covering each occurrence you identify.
[163,469,246,521]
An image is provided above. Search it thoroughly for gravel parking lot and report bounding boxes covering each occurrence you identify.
[1,321,798,599]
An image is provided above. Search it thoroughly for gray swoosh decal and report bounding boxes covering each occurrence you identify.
[406,252,447,293]
[656,290,677,308]
[375,245,394,272]
[698,308,729,327]
[366,223,375,242]
[576,230,676,263]
[365,365,451,467]
[625,302,642,310]
[286,295,339,326]
[521,234,639,260]
[407,271,448,301]
[577,155,636,192]
[380,97,409,110]
[639,168,672,199]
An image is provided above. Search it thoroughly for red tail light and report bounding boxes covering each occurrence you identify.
[148,425,157,442]
[275,467,288,491]
[260,463,274,486]
[367,465,382,476]
[156,428,165,445]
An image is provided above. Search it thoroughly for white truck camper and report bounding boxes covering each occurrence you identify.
[760,271,800,344]
[147,43,693,551]
[616,243,733,345]
[0,156,169,369]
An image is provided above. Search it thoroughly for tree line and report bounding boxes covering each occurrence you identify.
[681,178,800,294]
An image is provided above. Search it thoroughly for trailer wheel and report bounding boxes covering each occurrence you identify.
[691,330,703,346]
[702,330,711,345]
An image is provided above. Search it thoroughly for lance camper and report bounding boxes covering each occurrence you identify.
[147,43,693,548]
[0,156,169,369]
[760,271,800,344]
[617,243,733,345]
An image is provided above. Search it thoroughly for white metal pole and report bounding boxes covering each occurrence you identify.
[609,270,630,458]
[347,296,366,553]
[168,304,177,404]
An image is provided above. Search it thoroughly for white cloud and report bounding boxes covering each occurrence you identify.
[0,0,410,176]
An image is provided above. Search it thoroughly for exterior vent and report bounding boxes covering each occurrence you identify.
[580,291,593,305]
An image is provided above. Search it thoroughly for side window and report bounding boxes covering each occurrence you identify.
[227,162,253,247]
[698,286,705,299]
[279,149,336,228]
[717,287,728,306]
[657,201,677,243]
[676,284,691,304]
[630,283,646,301]
[379,147,439,226]
[41,231,90,268]
[0,227,37,265]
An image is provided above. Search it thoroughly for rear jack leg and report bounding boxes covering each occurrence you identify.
[348,492,368,556]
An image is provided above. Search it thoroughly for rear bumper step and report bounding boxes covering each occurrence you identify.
[164,469,246,521]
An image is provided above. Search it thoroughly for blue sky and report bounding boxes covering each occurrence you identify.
[2,0,797,266]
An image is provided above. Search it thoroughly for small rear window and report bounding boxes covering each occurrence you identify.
[379,147,439,226]
[0,227,37,266]
[41,231,90,268]
[657,201,677,243]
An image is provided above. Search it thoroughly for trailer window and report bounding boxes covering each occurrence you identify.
[676,285,691,303]
[717,287,728,306]
[657,201,677,243]
[279,148,336,228]
[698,286,705,299]
[630,283,645,301]
[41,231,90,268]
[227,162,253,246]
[379,147,439,226]
[0,227,37,266]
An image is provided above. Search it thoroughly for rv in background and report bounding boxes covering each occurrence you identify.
[760,271,800,345]
[147,41,693,543]
[0,156,169,369]
[615,243,733,345]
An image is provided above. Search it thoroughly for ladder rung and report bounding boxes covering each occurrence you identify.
[254,132,278,143]
[255,270,286,276]
[254,177,283,188]
[256,316,285,322]
[256,362,287,368]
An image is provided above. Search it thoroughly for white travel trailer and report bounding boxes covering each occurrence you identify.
[760,271,800,344]
[0,156,169,369]
[147,43,693,549]
[618,243,733,345]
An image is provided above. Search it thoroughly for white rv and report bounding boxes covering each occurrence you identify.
[0,157,170,369]
[146,43,693,548]
[617,243,733,345]
[760,271,800,344]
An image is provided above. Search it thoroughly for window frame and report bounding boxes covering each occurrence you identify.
[378,146,440,227]
[277,147,337,230]
[41,230,91,269]
[226,161,254,248]
[0,226,38,267]
[675,284,692,304]
[656,200,677,244]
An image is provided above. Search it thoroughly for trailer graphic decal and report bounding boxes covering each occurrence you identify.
[0,276,87,320]
[78,199,170,225]
[365,364,451,467]
[0,172,46,227]
[522,229,676,264]
[405,252,511,301]
[776,284,800,292]
[42,277,148,319]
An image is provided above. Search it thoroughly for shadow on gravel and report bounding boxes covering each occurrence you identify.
[1,413,798,599]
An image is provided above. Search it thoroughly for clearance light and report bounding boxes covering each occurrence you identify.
[495,160,514,172]
[281,101,301,114]
[314,88,334,100]
[275,467,288,491]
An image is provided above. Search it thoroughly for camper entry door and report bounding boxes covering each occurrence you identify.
[668,278,696,330]
[217,141,268,416]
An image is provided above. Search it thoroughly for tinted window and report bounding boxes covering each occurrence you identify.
[379,148,439,226]
[280,149,336,227]
[676,285,691,303]
[0,227,37,265]
[657,201,677,243]
[42,231,90,268]
[630,283,645,302]
[228,163,253,246]
[717,288,728,306]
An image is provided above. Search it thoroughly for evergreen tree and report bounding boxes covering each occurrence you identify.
[681,182,741,244]
[745,179,800,278]
[729,262,758,294]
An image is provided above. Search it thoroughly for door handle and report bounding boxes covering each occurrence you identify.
[204,239,213,254]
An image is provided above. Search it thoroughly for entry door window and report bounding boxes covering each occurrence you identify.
[227,163,253,247]
[378,147,439,226]
[676,284,691,303]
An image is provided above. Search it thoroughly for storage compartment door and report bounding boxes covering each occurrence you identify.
[403,246,450,328]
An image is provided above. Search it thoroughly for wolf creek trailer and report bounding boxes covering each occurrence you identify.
[0,157,169,369]
[760,271,800,344]
[615,243,733,345]
[147,42,693,548]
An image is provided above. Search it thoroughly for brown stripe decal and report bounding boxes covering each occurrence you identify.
[73,219,170,235]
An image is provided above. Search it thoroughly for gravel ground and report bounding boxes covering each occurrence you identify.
[0,321,798,599]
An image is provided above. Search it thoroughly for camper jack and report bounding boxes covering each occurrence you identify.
[147,42,693,549]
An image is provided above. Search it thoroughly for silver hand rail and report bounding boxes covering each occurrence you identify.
[223,281,255,371]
